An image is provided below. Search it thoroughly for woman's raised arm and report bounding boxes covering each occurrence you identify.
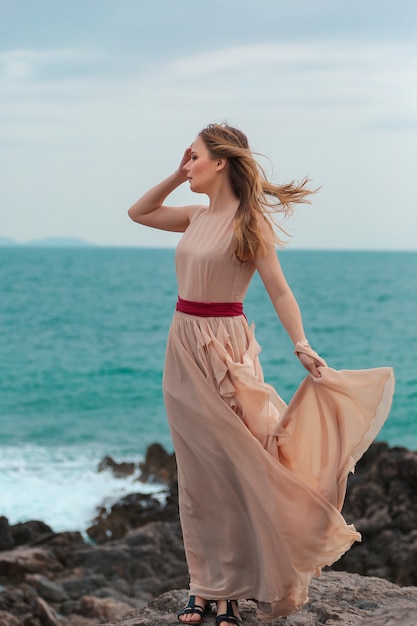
[127,147,201,232]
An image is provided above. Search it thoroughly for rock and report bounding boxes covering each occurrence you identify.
[32,532,87,569]
[11,522,54,548]
[138,444,177,485]
[352,604,417,626]
[0,610,21,626]
[98,456,136,478]
[73,521,188,595]
[87,444,180,545]
[0,517,14,552]
[0,548,63,582]
[79,595,134,621]
[99,572,417,626]
[25,575,69,603]
[33,597,59,626]
[332,441,417,585]
[97,443,178,485]
[0,583,39,618]
[61,575,108,599]
[87,492,161,542]
[86,491,177,544]
[0,519,187,623]
[34,531,85,550]
[162,480,180,522]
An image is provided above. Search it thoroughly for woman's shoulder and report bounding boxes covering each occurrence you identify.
[188,204,209,223]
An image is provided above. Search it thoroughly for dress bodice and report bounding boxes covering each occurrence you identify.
[175,206,256,302]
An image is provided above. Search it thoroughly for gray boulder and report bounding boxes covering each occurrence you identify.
[101,572,417,626]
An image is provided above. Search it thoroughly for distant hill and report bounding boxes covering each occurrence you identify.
[0,237,93,247]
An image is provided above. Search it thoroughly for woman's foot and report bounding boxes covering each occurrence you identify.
[178,596,211,624]
[215,600,242,626]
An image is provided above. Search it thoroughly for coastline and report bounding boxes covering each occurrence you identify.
[1,440,417,625]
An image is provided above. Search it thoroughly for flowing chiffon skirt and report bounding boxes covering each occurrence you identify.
[163,311,394,618]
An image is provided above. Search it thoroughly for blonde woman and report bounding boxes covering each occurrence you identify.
[128,123,394,624]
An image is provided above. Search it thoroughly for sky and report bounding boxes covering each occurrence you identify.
[1,0,416,250]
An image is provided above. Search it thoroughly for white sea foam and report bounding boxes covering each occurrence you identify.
[0,444,166,534]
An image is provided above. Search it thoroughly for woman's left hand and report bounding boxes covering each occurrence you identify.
[297,352,324,378]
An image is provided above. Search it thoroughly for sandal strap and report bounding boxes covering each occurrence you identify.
[178,596,209,620]
[215,601,242,626]
[179,606,205,617]
[215,614,241,626]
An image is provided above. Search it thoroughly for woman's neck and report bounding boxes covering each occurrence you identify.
[206,179,240,215]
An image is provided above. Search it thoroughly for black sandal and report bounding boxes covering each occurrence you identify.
[178,596,211,624]
[215,600,242,626]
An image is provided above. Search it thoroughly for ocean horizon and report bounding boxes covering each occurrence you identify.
[1,233,417,252]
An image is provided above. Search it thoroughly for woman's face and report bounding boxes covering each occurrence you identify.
[183,135,219,194]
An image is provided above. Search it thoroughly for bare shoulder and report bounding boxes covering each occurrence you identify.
[186,204,208,222]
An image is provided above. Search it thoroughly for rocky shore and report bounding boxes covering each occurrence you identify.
[1,441,416,625]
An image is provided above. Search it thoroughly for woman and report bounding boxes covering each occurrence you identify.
[128,123,394,624]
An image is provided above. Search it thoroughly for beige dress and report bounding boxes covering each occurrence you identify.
[162,207,394,618]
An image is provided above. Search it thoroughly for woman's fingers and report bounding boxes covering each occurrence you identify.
[179,146,192,170]
[298,353,323,378]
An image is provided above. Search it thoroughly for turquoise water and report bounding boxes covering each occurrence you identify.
[1,248,416,531]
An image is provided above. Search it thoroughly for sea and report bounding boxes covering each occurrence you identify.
[1,247,416,535]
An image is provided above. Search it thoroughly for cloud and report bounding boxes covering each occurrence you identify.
[0,38,415,164]
[153,41,417,138]
[0,48,110,106]
[2,39,416,115]
[165,40,416,80]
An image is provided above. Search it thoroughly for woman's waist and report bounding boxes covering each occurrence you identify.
[175,296,245,318]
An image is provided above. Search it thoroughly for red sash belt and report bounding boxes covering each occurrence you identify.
[176,296,244,317]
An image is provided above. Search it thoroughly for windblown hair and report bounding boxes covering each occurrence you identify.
[198,123,317,262]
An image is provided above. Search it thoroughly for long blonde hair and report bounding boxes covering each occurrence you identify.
[199,123,316,262]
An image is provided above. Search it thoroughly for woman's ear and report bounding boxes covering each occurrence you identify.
[215,158,227,172]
